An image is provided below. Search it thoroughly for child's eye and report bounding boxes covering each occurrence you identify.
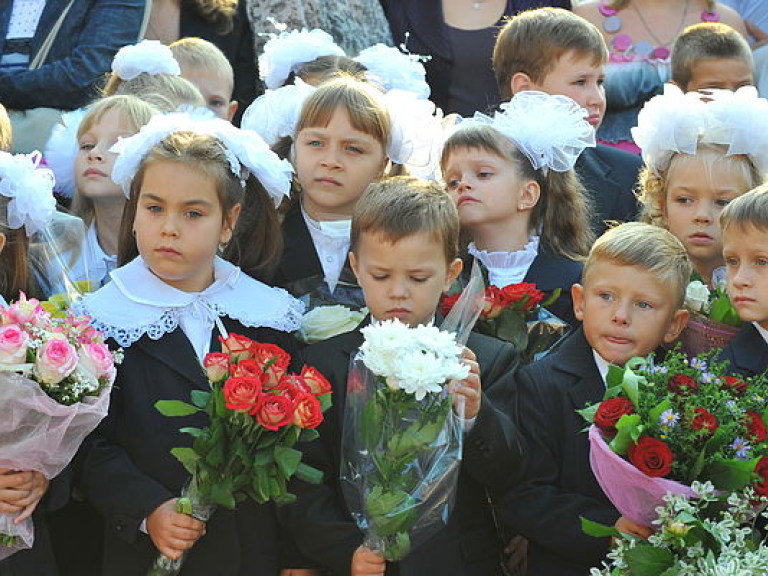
[346,145,364,155]
[79,143,94,152]
[598,291,613,301]
[445,177,461,190]
[477,170,493,179]
[306,139,323,148]
[208,99,225,109]
[371,274,388,281]
[186,210,203,219]
[715,198,732,208]
[146,205,162,213]
[636,301,653,310]
[673,196,693,205]
[411,276,429,283]
[724,256,739,267]
[757,258,768,267]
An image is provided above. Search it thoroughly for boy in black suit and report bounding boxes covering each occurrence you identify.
[719,185,768,378]
[281,176,524,576]
[493,8,641,237]
[499,222,690,576]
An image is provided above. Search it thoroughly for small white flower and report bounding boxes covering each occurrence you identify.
[685,280,710,313]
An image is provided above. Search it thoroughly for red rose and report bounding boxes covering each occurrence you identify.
[722,376,747,396]
[746,411,768,443]
[220,333,254,362]
[277,374,309,402]
[691,407,718,437]
[667,374,698,396]
[499,282,544,312]
[439,293,461,318]
[254,393,294,431]
[293,393,324,429]
[252,343,291,388]
[627,436,674,478]
[230,359,266,380]
[482,286,506,319]
[754,456,768,497]
[594,397,635,434]
[203,352,230,382]
[222,377,263,413]
[300,366,332,396]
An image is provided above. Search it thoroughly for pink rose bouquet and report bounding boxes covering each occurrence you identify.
[0,293,120,559]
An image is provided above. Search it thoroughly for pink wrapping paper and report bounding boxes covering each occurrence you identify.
[588,425,698,527]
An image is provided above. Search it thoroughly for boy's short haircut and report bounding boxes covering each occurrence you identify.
[584,222,692,307]
[170,37,235,93]
[671,23,753,88]
[721,183,768,235]
[493,8,608,100]
[351,176,459,263]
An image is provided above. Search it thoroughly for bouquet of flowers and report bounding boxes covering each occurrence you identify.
[589,482,768,576]
[676,279,741,357]
[150,333,332,576]
[340,319,470,561]
[0,293,118,558]
[579,351,768,527]
[296,304,367,344]
[441,282,565,363]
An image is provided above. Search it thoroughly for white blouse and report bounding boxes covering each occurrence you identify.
[468,236,540,288]
[302,205,351,293]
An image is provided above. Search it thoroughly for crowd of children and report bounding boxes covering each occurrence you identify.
[0,6,766,576]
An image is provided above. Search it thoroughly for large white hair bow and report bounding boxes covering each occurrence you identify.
[259,28,345,90]
[0,151,56,236]
[111,40,181,81]
[355,44,431,99]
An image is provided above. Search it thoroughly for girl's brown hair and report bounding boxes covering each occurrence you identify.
[0,103,11,152]
[441,124,594,261]
[117,131,282,283]
[190,0,238,35]
[0,197,39,300]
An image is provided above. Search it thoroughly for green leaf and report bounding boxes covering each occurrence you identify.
[580,517,620,538]
[576,403,599,424]
[190,390,211,409]
[702,458,759,491]
[610,414,643,455]
[274,445,303,479]
[361,397,384,451]
[648,400,673,428]
[254,467,270,503]
[318,392,332,412]
[170,447,199,475]
[254,450,274,467]
[179,427,204,438]
[496,311,529,351]
[709,289,742,327]
[155,400,200,417]
[624,545,675,576]
[540,288,561,308]
[620,366,644,408]
[383,531,411,561]
[365,487,417,537]
[295,462,323,484]
[298,428,320,443]
[211,479,236,509]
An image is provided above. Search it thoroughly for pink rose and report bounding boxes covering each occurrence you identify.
[78,342,116,382]
[35,337,79,385]
[2,293,43,325]
[0,324,28,364]
[204,352,230,382]
[219,334,254,362]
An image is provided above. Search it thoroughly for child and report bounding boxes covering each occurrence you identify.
[0,104,10,152]
[441,90,595,326]
[281,176,524,576]
[492,7,640,236]
[170,37,239,121]
[69,95,158,287]
[719,184,768,377]
[671,22,755,93]
[499,222,690,576]
[635,86,766,288]
[77,115,303,575]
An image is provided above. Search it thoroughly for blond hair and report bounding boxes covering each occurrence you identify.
[170,37,234,94]
[102,73,205,112]
[493,8,608,100]
[0,103,11,152]
[721,183,768,235]
[671,22,753,89]
[585,222,692,307]
[606,0,715,9]
[638,144,763,228]
[440,124,594,261]
[351,177,459,264]
[189,0,238,34]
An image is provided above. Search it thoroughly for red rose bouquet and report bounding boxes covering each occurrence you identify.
[579,350,768,527]
[150,334,331,576]
[0,293,118,559]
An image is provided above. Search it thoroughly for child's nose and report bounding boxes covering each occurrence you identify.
[611,301,630,325]
[160,214,179,236]
[320,146,342,168]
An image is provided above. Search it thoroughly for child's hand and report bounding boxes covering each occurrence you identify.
[351,546,385,576]
[449,348,482,420]
[613,516,652,543]
[278,570,322,576]
[146,499,206,560]
[0,468,48,521]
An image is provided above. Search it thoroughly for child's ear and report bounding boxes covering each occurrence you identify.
[220,203,242,244]
[349,250,360,281]
[518,181,540,211]
[571,283,585,322]
[663,308,690,344]
[510,72,534,97]
[444,258,463,292]
[226,100,238,122]
[0,232,6,256]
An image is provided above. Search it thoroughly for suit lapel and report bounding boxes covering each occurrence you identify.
[553,329,605,411]
[576,147,620,223]
[524,252,568,292]
[135,328,208,390]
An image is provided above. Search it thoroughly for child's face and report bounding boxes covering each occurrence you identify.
[134,160,240,293]
[350,230,462,328]
[183,69,237,121]
[664,155,748,282]
[522,49,606,128]
[294,107,387,221]
[723,224,768,330]
[75,108,133,201]
[684,58,754,93]
[572,260,687,366]
[443,147,538,235]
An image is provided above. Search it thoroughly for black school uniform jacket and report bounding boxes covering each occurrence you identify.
[280,323,524,576]
[719,323,768,379]
[498,327,620,576]
[82,320,297,576]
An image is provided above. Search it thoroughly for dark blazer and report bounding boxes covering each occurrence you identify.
[281,324,524,576]
[523,250,583,327]
[575,145,641,237]
[0,514,59,576]
[499,327,619,576]
[179,0,259,125]
[82,319,297,576]
[719,323,768,379]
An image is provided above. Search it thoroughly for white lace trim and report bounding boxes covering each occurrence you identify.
[468,237,540,288]
[75,256,304,347]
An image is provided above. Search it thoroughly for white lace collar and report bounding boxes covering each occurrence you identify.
[76,256,304,347]
[468,236,540,288]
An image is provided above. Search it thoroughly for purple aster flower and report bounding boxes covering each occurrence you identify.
[731,437,752,460]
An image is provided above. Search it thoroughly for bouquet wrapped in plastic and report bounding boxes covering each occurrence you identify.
[0,294,119,559]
